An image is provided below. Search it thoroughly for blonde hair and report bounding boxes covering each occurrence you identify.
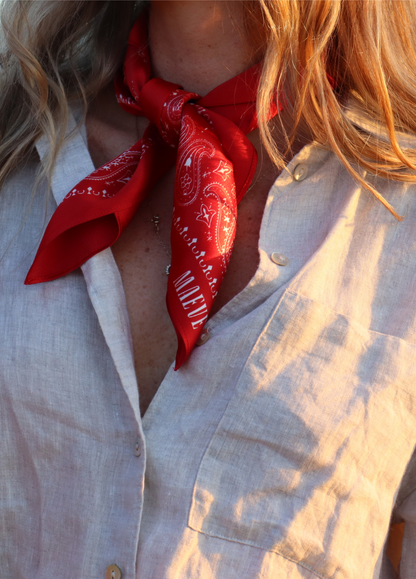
[1,0,416,219]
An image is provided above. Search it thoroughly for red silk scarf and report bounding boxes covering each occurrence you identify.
[25,15,279,369]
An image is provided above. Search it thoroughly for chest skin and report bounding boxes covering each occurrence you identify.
[86,86,307,416]
[112,163,274,416]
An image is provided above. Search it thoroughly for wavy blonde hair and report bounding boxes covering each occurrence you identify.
[1,0,416,219]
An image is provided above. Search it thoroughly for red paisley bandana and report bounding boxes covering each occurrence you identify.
[25,15,280,369]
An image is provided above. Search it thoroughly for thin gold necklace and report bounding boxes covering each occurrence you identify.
[150,213,172,275]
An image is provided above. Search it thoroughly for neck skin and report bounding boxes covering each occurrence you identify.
[148,0,256,95]
[87,1,311,171]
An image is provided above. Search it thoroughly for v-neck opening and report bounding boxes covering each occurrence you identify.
[37,106,316,426]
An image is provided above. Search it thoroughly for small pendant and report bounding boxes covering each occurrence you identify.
[166,264,171,275]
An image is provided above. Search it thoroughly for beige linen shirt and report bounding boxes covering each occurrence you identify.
[1,110,416,579]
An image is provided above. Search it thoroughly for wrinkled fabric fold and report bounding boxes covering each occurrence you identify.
[25,14,279,368]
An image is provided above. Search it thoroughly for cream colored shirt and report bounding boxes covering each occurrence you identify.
[1,111,416,579]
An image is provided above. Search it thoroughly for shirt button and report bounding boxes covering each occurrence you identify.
[293,164,308,181]
[196,327,211,346]
[134,441,141,457]
[271,252,289,266]
[105,564,122,579]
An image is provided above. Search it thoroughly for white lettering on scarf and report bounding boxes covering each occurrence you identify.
[173,271,208,329]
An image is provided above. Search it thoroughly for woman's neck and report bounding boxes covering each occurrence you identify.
[148,0,256,95]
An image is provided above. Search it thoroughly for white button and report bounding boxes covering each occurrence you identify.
[271,252,289,266]
[105,564,122,579]
[134,441,141,457]
[293,164,308,181]
[196,327,211,346]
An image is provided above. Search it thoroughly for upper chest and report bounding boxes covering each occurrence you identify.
[109,162,279,415]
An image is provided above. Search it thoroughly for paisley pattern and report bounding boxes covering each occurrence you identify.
[63,149,144,200]
[25,14,276,369]
[175,114,216,205]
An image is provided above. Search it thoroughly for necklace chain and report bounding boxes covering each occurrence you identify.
[150,214,172,275]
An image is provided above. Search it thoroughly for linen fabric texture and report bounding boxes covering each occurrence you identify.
[1,108,416,579]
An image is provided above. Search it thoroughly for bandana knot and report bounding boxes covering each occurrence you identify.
[139,78,199,148]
